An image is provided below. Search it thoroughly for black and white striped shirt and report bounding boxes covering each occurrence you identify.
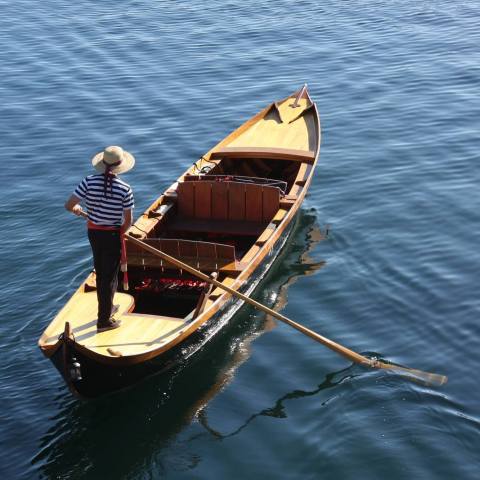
[74,174,134,227]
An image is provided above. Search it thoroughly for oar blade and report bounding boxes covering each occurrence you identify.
[375,361,448,387]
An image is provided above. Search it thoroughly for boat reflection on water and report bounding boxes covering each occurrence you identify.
[32,210,330,479]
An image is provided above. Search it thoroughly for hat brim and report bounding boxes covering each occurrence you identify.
[92,150,135,174]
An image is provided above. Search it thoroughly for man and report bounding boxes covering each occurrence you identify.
[65,146,135,332]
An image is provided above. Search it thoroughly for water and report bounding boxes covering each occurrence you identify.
[1,1,479,478]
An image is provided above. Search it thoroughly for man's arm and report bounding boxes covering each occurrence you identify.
[65,194,85,217]
[121,208,133,234]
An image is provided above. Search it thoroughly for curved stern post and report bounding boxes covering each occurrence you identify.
[61,322,83,393]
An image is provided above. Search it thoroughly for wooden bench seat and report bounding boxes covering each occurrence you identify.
[168,218,268,236]
[210,146,315,164]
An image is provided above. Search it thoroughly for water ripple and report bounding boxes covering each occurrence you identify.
[1,0,480,479]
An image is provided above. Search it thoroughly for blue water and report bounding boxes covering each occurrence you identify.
[1,0,479,478]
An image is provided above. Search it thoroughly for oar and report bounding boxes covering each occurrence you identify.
[126,235,448,387]
[120,236,129,290]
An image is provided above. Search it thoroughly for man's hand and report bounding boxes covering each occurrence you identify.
[65,194,82,213]
[72,205,85,217]
[65,194,87,218]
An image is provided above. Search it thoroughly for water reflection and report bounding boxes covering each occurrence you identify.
[197,366,354,440]
[263,212,327,326]
[32,210,327,479]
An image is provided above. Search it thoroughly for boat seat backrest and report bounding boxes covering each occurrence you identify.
[128,238,235,260]
[177,180,280,223]
[127,238,237,272]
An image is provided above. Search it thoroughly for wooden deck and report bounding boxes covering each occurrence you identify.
[227,98,317,152]
[39,292,186,358]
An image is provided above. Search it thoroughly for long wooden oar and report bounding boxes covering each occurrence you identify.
[120,236,129,290]
[126,235,447,387]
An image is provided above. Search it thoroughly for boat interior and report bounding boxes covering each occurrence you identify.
[125,153,313,320]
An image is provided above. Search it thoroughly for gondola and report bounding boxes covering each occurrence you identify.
[38,85,321,398]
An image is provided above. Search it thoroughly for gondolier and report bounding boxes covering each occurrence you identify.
[65,146,135,332]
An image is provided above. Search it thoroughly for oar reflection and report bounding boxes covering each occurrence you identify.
[196,365,354,440]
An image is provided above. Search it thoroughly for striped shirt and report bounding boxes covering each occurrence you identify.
[74,174,134,227]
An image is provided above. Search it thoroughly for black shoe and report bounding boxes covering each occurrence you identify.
[97,319,122,332]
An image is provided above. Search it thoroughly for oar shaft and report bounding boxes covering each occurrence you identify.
[126,236,372,366]
[120,236,129,290]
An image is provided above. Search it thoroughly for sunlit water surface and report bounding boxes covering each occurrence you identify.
[0,1,479,479]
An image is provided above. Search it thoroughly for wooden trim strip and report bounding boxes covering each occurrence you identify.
[210,147,315,164]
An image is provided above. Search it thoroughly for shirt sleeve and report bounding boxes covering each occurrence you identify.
[74,178,88,199]
[123,187,134,209]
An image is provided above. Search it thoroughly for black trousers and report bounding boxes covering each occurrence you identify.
[88,229,121,324]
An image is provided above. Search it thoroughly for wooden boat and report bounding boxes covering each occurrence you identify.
[38,85,321,398]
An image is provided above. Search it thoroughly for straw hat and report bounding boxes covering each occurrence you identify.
[92,146,135,174]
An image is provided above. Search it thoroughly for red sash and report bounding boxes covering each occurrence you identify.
[87,221,120,231]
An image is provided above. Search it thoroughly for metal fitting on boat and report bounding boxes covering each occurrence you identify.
[69,357,82,382]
